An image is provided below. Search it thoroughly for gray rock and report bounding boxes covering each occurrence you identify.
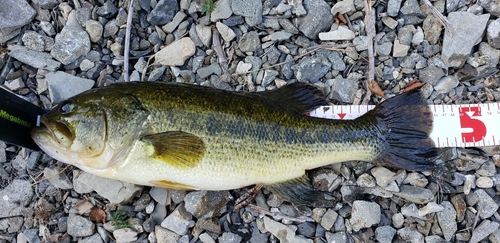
[160,204,194,235]
[263,216,312,243]
[23,229,39,243]
[294,56,331,83]
[0,179,33,218]
[478,0,500,17]
[67,214,95,237]
[103,19,118,38]
[211,0,232,22]
[475,189,499,219]
[422,15,443,45]
[162,12,187,33]
[239,31,261,52]
[113,228,137,243]
[397,227,424,243]
[45,71,95,104]
[470,220,500,243]
[331,0,355,15]
[376,226,397,242]
[329,78,358,103]
[155,226,180,242]
[262,70,279,87]
[393,185,433,204]
[147,0,179,26]
[327,51,346,71]
[85,20,103,43]
[350,201,381,231]
[149,187,169,206]
[218,232,242,243]
[370,167,396,188]
[490,229,500,243]
[0,0,36,43]
[297,0,333,38]
[197,63,222,79]
[403,172,428,187]
[393,38,410,57]
[232,0,262,26]
[73,171,142,204]
[148,66,166,81]
[195,24,212,47]
[434,75,459,94]
[441,12,490,68]
[400,0,425,17]
[8,45,60,71]
[22,31,45,52]
[476,177,493,188]
[33,0,58,9]
[51,12,90,65]
[215,22,236,42]
[325,232,347,243]
[297,222,316,238]
[487,18,500,49]
[419,66,445,85]
[40,21,56,36]
[377,42,393,56]
[184,191,232,220]
[96,1,117,18]
[392,213,404,228]
[437,201,457,241]
[265,31,293,42]
[79,233,103,243]
[44,167,73,190]
[278,19,299,34]
[387,0,403,16]
[320,209,338,230]
[79,59,95,71]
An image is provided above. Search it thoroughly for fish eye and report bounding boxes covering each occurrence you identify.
[60,101,75,114]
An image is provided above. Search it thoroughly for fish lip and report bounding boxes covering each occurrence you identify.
[33,115,73,148]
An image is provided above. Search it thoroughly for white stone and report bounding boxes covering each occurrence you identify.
[476,177,494,188]
[318,26,355,41]
[154,37,195,66]
[236,61,252,73]
[215,22,236,42]
[371,167,397,188]
[263,216,312,243]
[393,38,410,57]
[331,0,355,15]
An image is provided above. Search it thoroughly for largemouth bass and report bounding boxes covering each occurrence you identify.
[31,82,436,206]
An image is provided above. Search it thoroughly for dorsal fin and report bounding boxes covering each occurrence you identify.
[259,82,327,114]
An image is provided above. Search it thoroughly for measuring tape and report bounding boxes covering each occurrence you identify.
[308,103,500,148]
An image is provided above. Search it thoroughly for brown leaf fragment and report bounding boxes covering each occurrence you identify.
[334,12,347,26]
[402,80,424,93]
[89,206,107,224]
[368,79,385,98]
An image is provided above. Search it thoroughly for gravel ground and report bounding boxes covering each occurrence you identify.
[1,0,500,242]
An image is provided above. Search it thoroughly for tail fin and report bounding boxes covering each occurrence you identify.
[365,90,437,171]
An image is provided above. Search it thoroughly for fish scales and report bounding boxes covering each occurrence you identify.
[32,82,436,206]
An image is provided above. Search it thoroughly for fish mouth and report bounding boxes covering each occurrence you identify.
[32,116,74,149]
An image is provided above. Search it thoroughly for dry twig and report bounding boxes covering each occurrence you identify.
[212,27,231,77]
[123,0,134,82]
[234,184,263,211]
[363,0,376,103]
[249,204,315,223]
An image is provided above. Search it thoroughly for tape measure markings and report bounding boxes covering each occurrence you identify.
[308,103,500,148]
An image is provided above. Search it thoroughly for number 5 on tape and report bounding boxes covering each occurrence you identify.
[308,103,500,148]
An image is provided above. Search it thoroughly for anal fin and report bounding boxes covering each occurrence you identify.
[265,175,337,207]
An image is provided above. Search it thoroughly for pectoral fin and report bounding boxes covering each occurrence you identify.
[141,131,205,169]
[265,174,337,207]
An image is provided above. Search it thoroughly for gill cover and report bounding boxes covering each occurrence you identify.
[38,88,150,169]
